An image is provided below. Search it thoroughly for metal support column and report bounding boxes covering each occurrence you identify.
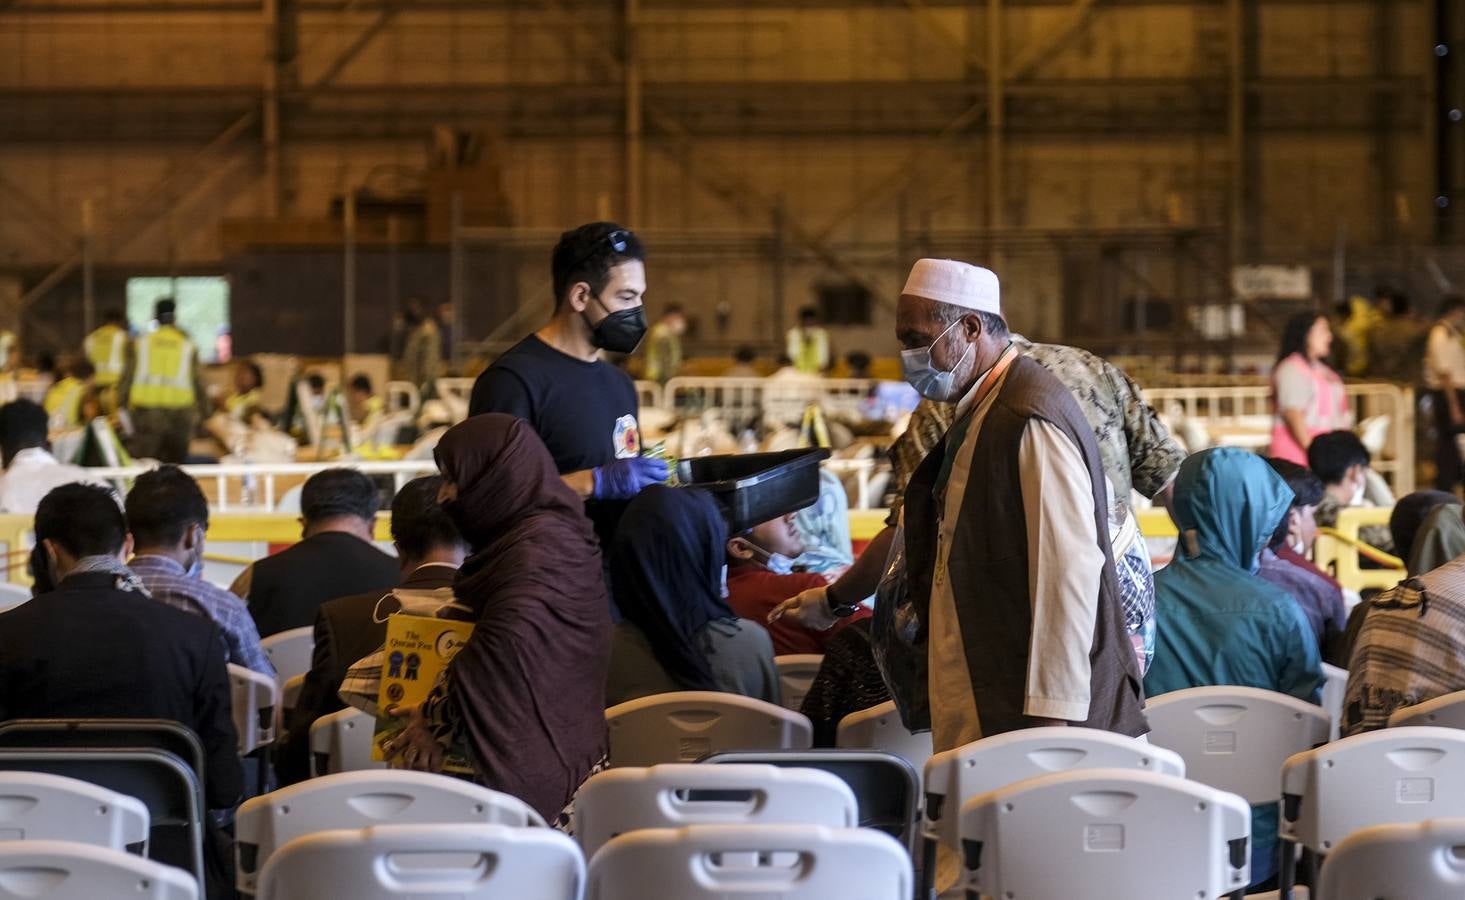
[81,199,95,336]
[623,0,642,226]
[449,192,465,366]
[343,190,357,355]
[1226,0,1246,265]
[985,0,1004,239]
[1374,0,1398,245]
[771,198,787,345]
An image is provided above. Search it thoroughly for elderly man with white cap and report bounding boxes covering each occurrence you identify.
[881,260,1148,751]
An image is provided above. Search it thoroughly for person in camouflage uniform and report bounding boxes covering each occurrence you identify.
[771,332,1185,634]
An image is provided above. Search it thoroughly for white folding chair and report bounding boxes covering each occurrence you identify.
[236,769,545,896]
[0,583,31,615]
[1145,686,1330,807]
[1315,818,1465,900]
[586,824,911,900]
[0,772,148,850]
[921,726,1185,895]
[259,627,314,687]
[1321,664,1348,742]
[835,700,933,780]
[307,707,383,777]
[0,839,197,899]
[1274,726,1465,897]
[605,691,813,768]
[773,655,823,713]
[959,768,1252,900]
[1387,689,1465,729]
[384,381,421,418]
[256,824,582,900]
[228,663,279,756]
[572,763,856,860]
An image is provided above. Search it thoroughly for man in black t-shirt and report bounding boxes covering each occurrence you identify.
[469,222,667,546]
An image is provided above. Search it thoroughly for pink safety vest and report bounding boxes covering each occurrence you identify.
[1270,353,1346,464]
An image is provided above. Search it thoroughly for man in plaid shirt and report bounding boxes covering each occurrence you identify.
[126,466,274,676]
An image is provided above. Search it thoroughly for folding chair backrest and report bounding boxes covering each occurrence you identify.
[773,655,823,713]
[835,700,932,780]
[256,824,582,900]
[228,664,279,756]
[573,763,856,860]
[307,707,383,777]
[605,691,813,768]
[585,824,910,900]
[1321,663,1348,741]
[702,749,920,855]
[959,768,1251,900]
[1315,818,1465,900]
[0,720,206,791]
[0,771,148,850]
[1279,726,1465,853]
[1146,685,1330,804]
[922,726,1185,851]
[259,628,314,687]
[1387,689,1465,729]
[0,839,197,900]
[236,770,546,896]
[0,748,204,889]
[0,583,30,615]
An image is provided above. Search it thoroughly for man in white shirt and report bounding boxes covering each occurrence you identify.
[0,400,92,514]
[893,259,1146,753]
[1424,295,1465,490]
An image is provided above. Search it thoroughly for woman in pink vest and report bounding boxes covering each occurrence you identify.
[1271,311,1351,465]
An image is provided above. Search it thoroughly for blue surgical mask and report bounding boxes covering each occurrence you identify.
[719,565,729,599]
[741,539,797,576]
[901,319,973,402]
[763,552,796,576]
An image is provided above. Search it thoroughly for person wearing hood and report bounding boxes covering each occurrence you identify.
[1342,494,1465,738]
[606,485,780,706]
[383,414,611,826]
[468,223,667,563]
[1145,447,1322,889]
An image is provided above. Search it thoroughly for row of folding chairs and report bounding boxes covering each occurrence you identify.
[238,765,909,898]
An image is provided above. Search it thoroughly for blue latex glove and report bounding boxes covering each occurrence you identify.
[591,456,670,501]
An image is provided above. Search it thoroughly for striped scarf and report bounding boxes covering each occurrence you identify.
[1342,557,1465,736]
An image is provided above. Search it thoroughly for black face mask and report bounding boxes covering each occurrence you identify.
[584,298,647,354]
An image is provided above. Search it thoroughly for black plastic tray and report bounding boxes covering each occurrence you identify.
[677,447,831,534]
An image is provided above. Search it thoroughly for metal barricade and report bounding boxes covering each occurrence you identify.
[1142,382,1415,494]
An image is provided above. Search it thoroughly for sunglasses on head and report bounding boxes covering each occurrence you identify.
[567,229,632,276]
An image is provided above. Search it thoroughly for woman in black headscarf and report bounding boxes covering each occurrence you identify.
[384,413,611,825]
[606,484,780,706]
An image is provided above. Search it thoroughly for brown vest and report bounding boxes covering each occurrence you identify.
[905,354,1148,738]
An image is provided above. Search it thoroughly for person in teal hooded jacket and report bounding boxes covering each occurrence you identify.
[1145,447,1323,889]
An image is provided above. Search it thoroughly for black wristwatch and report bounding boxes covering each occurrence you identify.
[825,583,860,618]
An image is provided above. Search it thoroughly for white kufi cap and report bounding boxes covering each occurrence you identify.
[901,259,1001,314]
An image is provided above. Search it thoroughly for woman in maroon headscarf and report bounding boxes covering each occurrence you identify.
[384,413,611,824]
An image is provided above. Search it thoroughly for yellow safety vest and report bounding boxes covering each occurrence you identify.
[44,376,85,427]
[130,326,196,409]
[225,388,261,420]
[84,325,128,386]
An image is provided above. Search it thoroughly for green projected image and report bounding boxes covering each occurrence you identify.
[125,277,231,363]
